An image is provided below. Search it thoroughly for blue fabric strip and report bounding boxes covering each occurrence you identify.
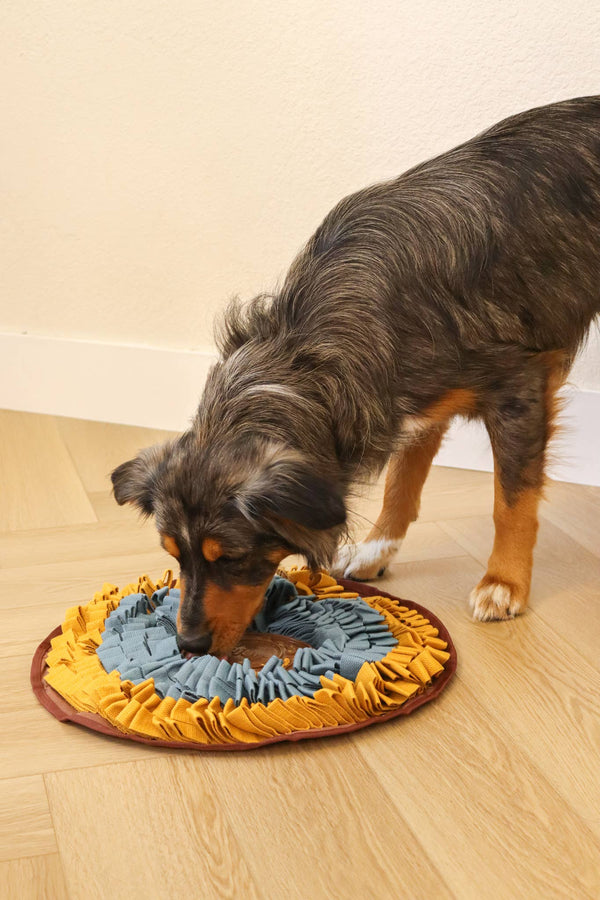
[96,576,398,707]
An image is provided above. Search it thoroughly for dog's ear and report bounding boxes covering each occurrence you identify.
[110,443,171,516]
[237,454,346,532]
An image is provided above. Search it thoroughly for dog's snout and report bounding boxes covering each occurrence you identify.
[176,630,212,656]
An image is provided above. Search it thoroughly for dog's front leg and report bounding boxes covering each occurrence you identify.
[332,425,447,580]
[469,472,541,620]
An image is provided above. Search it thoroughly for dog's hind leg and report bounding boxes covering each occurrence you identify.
[469,353,567,621]
[332,425,448,580]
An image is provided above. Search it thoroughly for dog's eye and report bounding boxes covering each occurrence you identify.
[221,552,250,564]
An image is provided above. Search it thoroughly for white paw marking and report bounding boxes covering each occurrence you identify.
[469,579,527,621]
[331,538,401,581]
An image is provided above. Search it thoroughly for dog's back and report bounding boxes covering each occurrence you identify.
[407,95,600,350]
[292,96,600,365]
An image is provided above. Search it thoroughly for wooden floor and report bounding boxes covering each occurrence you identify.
[2,409,599,900]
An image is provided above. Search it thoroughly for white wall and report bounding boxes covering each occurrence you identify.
[1,0,599,385]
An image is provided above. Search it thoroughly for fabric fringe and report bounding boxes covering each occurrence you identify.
[44,568,450,745]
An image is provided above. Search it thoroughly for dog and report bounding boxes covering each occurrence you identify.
[112,95,600,657]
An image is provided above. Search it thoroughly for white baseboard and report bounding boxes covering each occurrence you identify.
[2,333,599,485]
[0,333,217,433]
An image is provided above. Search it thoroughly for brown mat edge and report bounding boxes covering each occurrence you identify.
[31,579,457,752]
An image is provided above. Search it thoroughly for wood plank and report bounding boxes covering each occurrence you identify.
[0,517,160,570]
[45,759,261,900]
[1,551,174,663]
[87,490,144,524]
[386,520,467,561]
[0,777,57,862]
[198,742,452,897]
[354,683,600,899]
[0,411,97,532]
[380,555,600,838]
[56,417,177,494]
[0,704,174,780]
[1,549,174,615]
[420,464,495,521]
[3,656,39,715]
[3,601,92,660]
[46,752,451,900]
[440,515,600,671]
[0,855,68,900]
[195,744,452,897]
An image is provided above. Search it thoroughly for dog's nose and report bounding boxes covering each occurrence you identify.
[176,630,212,656]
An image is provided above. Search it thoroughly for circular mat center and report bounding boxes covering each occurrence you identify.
[228,633,310,669]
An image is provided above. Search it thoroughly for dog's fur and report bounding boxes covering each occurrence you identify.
[112,96,600,654]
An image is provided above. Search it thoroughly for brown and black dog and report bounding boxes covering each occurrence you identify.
[112,96,600,657]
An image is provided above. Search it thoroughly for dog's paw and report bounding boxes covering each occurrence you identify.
[469,575,528,622]
[331,538,401,581]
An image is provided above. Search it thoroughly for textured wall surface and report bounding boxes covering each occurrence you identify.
[1,1,599,385]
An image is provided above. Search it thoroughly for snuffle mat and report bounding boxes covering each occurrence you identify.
[32,568,456,750]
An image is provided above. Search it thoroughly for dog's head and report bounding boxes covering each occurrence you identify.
[111,435,346,657]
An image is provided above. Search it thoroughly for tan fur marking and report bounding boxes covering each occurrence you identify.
[419,388,477,424]
[202,537,224,562]
[204,574,275,656]
[162,535,180,559]
[267,548,289,566]
[366,426,447,543]
[484,476,541,605]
